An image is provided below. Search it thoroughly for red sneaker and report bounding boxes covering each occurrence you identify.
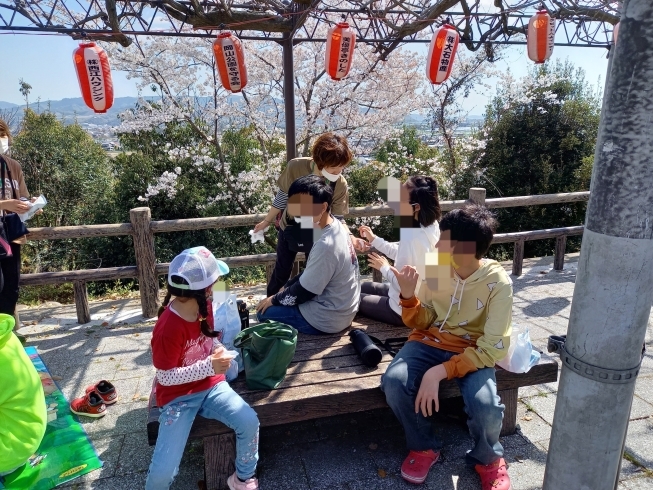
[475,458,512,490]
[71,390,107,418]
[400,449,440,485]
[85,380,117,405]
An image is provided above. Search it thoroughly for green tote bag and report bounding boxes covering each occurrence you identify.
[233,320,298,390]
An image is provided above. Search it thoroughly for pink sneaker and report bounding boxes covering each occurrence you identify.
[227,472,259,490]
[400,449,440,484]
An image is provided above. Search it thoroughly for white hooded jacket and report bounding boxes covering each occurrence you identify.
[372,222,440,315]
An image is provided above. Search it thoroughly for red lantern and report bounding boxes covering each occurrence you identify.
[213,32,248,93]
[426,24,459,84]
[613,22,620,45]
[527,10,555,64]
[73,42,114,114]
[325,22,356,81]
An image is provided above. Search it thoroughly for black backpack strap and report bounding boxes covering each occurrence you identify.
[368,335,408,358]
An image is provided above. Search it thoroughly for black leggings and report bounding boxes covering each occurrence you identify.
[0,242,21,316]
[358,281,405,326]
[267,227,310,297]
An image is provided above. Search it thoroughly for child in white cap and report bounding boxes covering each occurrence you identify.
[146,246,259,490]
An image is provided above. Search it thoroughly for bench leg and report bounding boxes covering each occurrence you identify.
[499,388,519,437]
[204,433,235,490]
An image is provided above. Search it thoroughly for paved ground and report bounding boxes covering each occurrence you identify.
[16,253,653,490]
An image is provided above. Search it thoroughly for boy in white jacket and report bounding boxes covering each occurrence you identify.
[358,175,441,325]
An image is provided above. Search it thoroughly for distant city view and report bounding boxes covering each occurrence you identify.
[0,97,484,155]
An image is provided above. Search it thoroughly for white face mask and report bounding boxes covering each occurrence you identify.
[322,168,340,182]
[297,215,318,229]
[0,137,8,154]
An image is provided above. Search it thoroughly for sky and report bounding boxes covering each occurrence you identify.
[0,32,610,115]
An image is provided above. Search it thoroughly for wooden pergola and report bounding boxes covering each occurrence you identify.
[0,0,619,157]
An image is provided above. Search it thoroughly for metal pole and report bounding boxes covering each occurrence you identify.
[282,33,297,160]
[543,2,653,489]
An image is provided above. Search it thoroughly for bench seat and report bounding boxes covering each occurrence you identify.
[147,317,559,489]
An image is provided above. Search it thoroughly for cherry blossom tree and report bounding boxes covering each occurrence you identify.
[109,22,428,214]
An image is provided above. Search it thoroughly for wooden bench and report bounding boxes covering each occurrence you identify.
[147,316,558,490]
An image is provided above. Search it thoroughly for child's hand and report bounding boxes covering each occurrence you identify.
[358,225,376,243]
[415,364,447,417]
[367,252,389,271]
[210,347,233,375]
[390,265,420,300]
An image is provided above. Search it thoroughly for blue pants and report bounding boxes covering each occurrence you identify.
[146,381,259,489]
[257,305,325,335]
[381,341,504,466]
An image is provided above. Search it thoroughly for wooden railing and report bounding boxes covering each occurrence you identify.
[19,187,590,323]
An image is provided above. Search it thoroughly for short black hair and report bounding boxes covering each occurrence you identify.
[406,175,441,227]
[439,204,498,259]
[288,174,334,212]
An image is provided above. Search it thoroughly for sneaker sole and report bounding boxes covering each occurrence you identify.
[401,470,429,484]
[70,408,106,418]
[401,455,440,485]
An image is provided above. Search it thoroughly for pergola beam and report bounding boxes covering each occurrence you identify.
[0,1,619,54]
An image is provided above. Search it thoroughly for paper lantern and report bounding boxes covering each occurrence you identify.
[426,24,460,84]
[613,22,620,45]
[325,22,356,81]
[73,42,114,114]
[527,10,556,64]
[213,32,248,93]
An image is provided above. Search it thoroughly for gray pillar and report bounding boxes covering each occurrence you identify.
[543,2,653,489]
[282,34,296,160]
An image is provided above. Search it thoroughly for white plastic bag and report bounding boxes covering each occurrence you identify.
[496,324,541,373]
[213,293,244,381]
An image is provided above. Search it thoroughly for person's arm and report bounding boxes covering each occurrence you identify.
[151,326,218,386]
[441,280,513,380]
[399,295,438,330]
[271,272,317,306]
[156,358,216,386]
[254,194,282,233]
[371,236,399,261]
[17,164,29,199]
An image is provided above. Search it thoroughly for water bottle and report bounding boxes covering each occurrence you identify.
[349,329,383,368]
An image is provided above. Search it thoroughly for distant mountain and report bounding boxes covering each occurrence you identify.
[0,97,482,129]
[0,97,162,126]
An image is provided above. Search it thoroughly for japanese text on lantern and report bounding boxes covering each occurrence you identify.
[86,59,104,102]
[338,36,350,74]
[223,43,240,86]
[439,35,455,73]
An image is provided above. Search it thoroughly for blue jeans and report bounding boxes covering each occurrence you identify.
[146,381,259,489]
[381,341,504,466]
[257,305,325,335]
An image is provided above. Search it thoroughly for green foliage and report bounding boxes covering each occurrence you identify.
[11,110,113,273]
[458,61,600,259]
[83,120,278,290]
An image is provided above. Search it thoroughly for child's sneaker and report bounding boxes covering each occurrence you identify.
[475,458,512,490]
[85,380,117,405]
[70,390,107,418]
[400,449,440,484]
[227,473,258,490]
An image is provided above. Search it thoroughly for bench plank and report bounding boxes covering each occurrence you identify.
[148,359,559,444]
